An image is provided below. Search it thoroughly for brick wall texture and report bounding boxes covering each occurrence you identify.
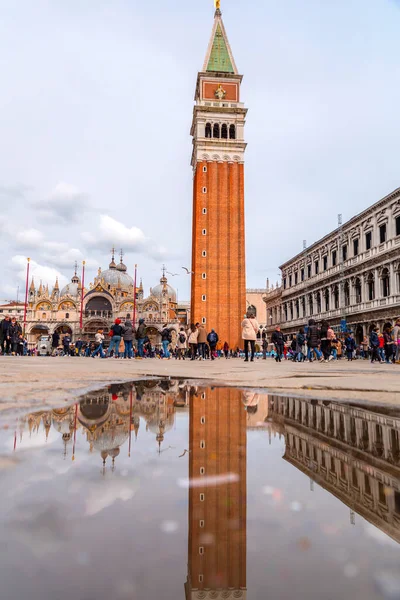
[191,160,246,349]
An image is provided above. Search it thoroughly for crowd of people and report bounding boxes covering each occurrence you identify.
[2,311,400,365]
[270,318,400,364]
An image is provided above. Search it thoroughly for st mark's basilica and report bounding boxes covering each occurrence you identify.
[23,250,189,347]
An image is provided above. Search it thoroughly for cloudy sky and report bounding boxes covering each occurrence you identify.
[1,0,400,302]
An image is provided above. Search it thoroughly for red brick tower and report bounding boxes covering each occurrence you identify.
[191,4,247,349]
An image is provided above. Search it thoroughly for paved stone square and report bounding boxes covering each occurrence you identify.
[1,356,400,415]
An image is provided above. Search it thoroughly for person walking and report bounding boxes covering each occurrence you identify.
[197,323,207,360]
[296,327,306,362]
[262,332,268,360]
[91,329,105,358]
[123,316,134,359]
[393,318,400,363]
[383,325,394,364]
[161,325,172,359]
[0,316,11,355]
[242,313,259,362]
[177,327,187,360]
[136,319,147,358]
[223,341,230,359]
[370,327,381,363]
[9,318,22,355]
[271,325,285,363]
[188,324,199,360]
[344,332,356,361]
[63,334,71,356]
[306,319,323,362]
[207,329,219,361]
[107,319,123,358]
[75,338,83,356]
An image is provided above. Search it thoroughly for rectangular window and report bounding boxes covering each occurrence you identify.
[315,261,319,275]
[202,317,206,324]
[295,272,298,285]
[202,250,207,257]
[301,268,305,281]
[353,238,359,256]
[289,275,292,287]
[395,491,400,514]
[380,224,387,244]
[396,216,400,237]
[199,546,204,554]
[342,245,347,261]
[203,166,207,173]
[202,295,206,302]
[199,575,204,583]
[202,208,207,215]
[202,187,207,194]
[332,250,337,266]
[307,265,312,278]
[202,229,206,235]
[202,273,206,280]
[283,278,287,289]
[323,256,328,271]
[200,467,205,475]
[200,494,205,502]
[366,231,372,250]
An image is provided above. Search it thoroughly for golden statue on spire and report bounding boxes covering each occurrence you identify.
[215,0,221,9]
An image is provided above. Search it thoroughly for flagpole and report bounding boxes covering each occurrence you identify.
[80,261,86,330]
[133,264,138,327]
[23,258,30,334]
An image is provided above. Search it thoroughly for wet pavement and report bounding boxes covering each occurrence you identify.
[1,380,400,599]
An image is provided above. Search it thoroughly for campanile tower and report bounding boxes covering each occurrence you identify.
[191,3,247,348]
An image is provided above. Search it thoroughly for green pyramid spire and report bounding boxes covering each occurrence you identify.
[206,23,235,73]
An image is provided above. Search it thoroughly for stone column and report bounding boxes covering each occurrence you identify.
[389,262,395,298]
[374,268,380,299]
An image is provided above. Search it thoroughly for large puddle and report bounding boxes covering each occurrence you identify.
[1,381,400,599]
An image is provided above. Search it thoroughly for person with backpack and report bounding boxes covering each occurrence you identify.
[177,327,187,360]
[344,332,356,361]
[261,331,268,360]
[306,319,323,362]
[106,319,124,358]
[136,319,147,358]
[161,325,172,359]
[123,316,134,359]
[207,329,219,361]
[370,327,381,363]
[383,325,395,364]
[296,327,306,362]
[271,326,285,363]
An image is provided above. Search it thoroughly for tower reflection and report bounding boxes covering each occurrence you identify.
[185,387,247,599]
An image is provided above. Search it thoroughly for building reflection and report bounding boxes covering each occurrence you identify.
[268,395,400,543]
[185,387,247,600]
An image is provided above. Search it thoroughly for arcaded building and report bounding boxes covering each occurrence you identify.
[190,6,247,348]
[278,186,400,340]
[23,252,189,348]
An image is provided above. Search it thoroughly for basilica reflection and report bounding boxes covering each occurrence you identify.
[11,382,400,597]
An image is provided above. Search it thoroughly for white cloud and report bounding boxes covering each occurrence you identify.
[83,214,169,261]
[15,228,44,248]
[33,182,89,223]
[11,256,68,290]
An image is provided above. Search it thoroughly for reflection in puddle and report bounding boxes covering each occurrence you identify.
[1,381,400,599]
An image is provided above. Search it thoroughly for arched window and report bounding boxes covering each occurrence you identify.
[205,123,212,138]
[344,281,350,307]
[295,299,299,319]
[367,273,375,301]
[309,294,314,315]
[355,278,362,304]
[333,285,339,309]
[66,313,70,319]
[324,289,330,312]
[382,268,390,298]
[316,291,321,314]
[301,296,306,317]
[247,304,257,317]
[221,124,228,139]
[229,124,236,139]
[213,123,220,138]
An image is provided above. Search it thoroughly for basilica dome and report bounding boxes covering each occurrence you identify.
[151,275,177,303]
[61,273,81,297]
[99,255,134,289]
